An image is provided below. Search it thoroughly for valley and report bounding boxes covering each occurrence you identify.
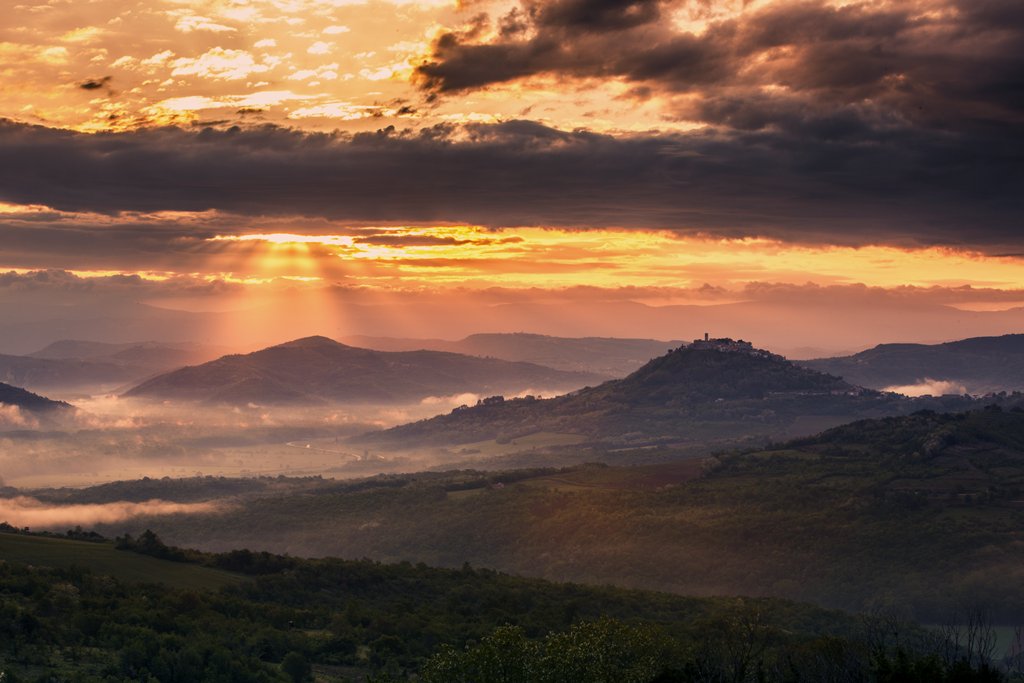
[3,333,1024,681]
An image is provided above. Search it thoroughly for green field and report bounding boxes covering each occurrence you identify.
[0,532,244,590]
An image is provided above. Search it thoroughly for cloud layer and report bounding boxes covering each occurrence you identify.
[0,116,1021,249]
[418,0,1024,137]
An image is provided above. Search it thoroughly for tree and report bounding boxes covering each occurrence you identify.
[281,651,312,683]
[420,618,668,683]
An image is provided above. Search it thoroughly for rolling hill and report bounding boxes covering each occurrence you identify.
[799,333,1024,394]
[0,340,228,395]
[124,335,604,405]
[357,340,927,449]
[30,338,229,364]
[0,381,72,413]
[78,408,1024,622]
[0,528,902,683]
[344,332,684,377]
[0,353,138,394]
[0,531,243,590]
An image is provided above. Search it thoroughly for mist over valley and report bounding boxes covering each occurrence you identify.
[4,2,1024,675]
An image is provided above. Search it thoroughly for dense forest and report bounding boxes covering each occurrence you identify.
[0,529,1018,682]
[6,403,1024,680]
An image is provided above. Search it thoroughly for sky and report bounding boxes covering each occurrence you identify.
[1,0,1023,352]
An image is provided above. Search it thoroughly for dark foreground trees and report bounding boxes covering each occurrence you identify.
[1,533,1019,682]
[410,616,1015,683]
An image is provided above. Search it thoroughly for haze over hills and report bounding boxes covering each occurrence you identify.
[62,407,1024,622]
[0,353,140,395]
[6,290,1024,359]
[800,334,1024,395]
[344,332,684,377]
[0,298,220,356]
[358,339,936,451]
[29,339,231,363]
[305,298,1024,359]
[0,340,229,396]
[124,335,605,405]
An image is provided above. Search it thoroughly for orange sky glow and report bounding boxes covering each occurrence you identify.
[1,0,756,133]
[3,220,1023,295]
[1,0,1021,353]
[202,229,1024,292]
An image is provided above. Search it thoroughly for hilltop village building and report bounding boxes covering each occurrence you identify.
[688,334,866,398]
[689,334,785,361]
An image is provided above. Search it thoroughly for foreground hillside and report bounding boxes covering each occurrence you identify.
[1,529,941,682]
[0,530,243,590]
[800,334,1024,394]
[124,336,602,405]
[358,342,978,450]
[64,407,1024,622]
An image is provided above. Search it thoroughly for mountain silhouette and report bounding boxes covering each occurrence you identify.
[358,340,898,448]
[124,336,604,405]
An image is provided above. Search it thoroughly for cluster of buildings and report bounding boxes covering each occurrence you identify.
[689,334,784,361]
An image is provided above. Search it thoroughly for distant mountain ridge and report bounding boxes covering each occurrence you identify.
[343,333,684,377]
[30,339,230,363]
[124,336,605,405]
[0,340,229,395]
[357,340,925,449]
[799,334,1024,394]
[0,354,138,394]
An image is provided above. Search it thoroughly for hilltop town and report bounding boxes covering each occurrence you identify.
[689,334,786,361]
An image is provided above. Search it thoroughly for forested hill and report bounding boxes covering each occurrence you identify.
[799,404,1024,455]
[799,333,1024,393]
[356,344,908,448]
[65,408,1024,624]
[0,528,904,683]
[0,381,72,412]
[0,340,228,395]
[591,343,852,402]
[123,335,603,405]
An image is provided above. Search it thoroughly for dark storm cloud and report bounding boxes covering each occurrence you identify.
[0,214,217,271]
[0,116,1021,250]
[0,269,241,302]
[537,0,665,32]
[416,0,1024,136]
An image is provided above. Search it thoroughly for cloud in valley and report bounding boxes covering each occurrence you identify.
[0,404,38,429]
[0,496,221,529]
[883,378,969,397]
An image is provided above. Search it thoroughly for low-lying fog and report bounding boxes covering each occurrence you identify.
[0,496,222,528]
[0,387,562,490]
[881,378,970,397]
